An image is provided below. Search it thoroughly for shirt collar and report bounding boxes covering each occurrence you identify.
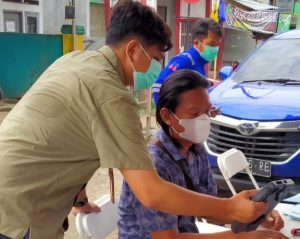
[156,129,204,162]
[156,130,184,161]
[98,45,125,84]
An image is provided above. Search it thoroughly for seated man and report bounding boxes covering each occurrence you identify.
[118,70,285,239]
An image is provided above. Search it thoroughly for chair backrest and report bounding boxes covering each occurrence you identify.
[217,148,259,194]
[75,194,118,239]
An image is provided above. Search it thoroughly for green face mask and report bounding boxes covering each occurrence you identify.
[133,59,161,90]
[199,43,219,62]
[130,44,161,90]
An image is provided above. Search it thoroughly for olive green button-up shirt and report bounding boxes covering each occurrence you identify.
[0,46,154,239]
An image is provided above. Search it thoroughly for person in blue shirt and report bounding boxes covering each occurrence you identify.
[152,18,223,106]
[118,70,285,239]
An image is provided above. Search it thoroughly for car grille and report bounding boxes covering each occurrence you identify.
[207,123,300,162]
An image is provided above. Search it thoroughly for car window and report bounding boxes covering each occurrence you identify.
[234,39,300,83]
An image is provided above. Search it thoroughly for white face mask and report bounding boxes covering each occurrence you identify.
[171,113,211,144]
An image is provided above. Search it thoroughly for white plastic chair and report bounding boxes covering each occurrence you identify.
[76,169,118,239]
[217,148,259,194]
[75,194,119,239]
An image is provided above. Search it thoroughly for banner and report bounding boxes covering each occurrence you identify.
[297,16,300,29]
[277,14,291,33]
[224,2,279,33]
[294,2,300,14]
[210,0,219,22]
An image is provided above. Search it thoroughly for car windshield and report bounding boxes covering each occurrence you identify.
[234,39,300,83]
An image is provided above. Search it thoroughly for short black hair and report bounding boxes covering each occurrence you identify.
[106,0,172,52]
[191,18,223,40]
[156,69,210,135]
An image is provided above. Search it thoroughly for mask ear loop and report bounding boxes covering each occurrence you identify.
[169,111,183,135]
[170,110,180,121]
[198,40,209,55]
[126,43,137,72]
[129,61,136,72]
[125,49,136,91]
[139,43,152,62]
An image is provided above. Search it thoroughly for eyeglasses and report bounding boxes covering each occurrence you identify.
[208,105,221,117]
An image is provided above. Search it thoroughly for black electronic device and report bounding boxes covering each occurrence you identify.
[231,179,295,233]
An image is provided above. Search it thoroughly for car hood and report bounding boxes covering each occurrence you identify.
[209,79,300,121]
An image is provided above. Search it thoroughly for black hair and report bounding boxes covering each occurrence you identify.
[106,0,172,52]
[156,69,210,135]
[191,18,223,40]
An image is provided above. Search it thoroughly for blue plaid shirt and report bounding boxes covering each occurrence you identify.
[118,130,217,239]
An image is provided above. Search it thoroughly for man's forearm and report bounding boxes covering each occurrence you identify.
[120,169,232,221]
[120,169,265,224]
[149,178,234,222]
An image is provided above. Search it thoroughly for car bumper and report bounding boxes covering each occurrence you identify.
[212,170,300,198]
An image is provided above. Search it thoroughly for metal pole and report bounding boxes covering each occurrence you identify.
[213,57,217,80]
[104,0,111,30]
[72,0,76,51]
[145,89,152,141]
[186,3,191,49]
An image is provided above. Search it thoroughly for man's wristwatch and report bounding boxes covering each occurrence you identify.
[73,197,88,207]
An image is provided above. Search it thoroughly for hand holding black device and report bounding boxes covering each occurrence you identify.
[231,179,295,233]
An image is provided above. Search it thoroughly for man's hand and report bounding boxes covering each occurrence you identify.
[229,189,267,223]
[72,202,101,216]
[71,188,101,216]
[261,210,284,231]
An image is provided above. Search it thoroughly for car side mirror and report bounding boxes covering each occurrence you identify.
[219,66,233,81]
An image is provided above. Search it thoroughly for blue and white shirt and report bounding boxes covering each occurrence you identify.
[152,47,208,106]
[118,130,217,239]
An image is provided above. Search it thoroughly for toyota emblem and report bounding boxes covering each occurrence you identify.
[237,122,258,135]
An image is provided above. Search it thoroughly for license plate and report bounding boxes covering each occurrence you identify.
[244,159,271,178]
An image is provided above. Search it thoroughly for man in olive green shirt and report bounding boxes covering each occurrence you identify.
[0,1,268,239]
